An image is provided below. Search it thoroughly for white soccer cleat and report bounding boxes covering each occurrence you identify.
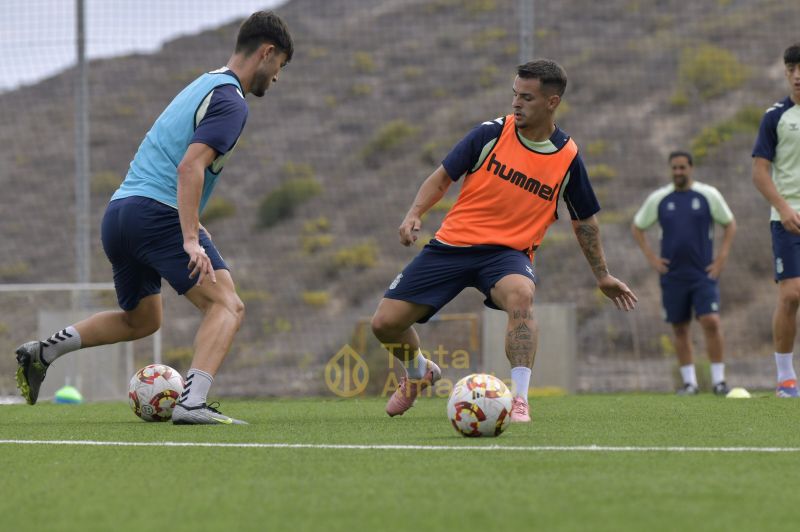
[172,402,248,425]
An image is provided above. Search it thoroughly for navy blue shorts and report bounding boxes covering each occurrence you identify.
[101,196,228,311]
[660,275,719,324]
[384,240,537,323]
[771,221,800,281]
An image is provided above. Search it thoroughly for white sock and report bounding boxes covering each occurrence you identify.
[40,326,81,365]
[404,349,428,380]
[510,366,532,401]
[775,352,797,383]
[679,364,697,387]
[179,369,213,407]
[710,363,725,386]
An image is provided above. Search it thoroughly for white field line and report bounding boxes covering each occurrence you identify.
[1,440,799,453]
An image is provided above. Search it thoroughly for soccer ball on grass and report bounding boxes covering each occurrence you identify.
[447,373,512,437]
[128,364,185,422]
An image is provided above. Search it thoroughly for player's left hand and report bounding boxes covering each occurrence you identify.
[597,274,637,311]
[705,259,725,280]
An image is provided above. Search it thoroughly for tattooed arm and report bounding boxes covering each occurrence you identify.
[572,215,638,311]
[572,215,610,279]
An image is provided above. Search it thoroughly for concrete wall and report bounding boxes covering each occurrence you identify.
[481,304,577,393]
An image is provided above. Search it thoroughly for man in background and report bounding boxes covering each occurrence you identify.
[632,151,736,395]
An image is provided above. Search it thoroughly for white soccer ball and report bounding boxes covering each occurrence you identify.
[128,364,185,422]
[447,373,513,437]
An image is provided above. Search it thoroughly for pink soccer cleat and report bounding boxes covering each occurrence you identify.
[509,396,531,422]
[385,360,442,417]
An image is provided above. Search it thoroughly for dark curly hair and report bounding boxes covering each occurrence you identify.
[235,11,293,62]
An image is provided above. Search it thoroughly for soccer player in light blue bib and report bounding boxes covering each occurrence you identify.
[632,151,736,396]
[752,42,800,398]
[14,12,293,423]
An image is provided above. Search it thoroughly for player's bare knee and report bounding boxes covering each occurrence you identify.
[699,314,720,334]
[220,295,245,328]
[672,322,691,338]
[123,312,160,339]
[140,322,161,338]
[370,313,389,338]
[232,296,245,327]
[503,285,535,315]
[371,312,402,340]
[779,285,800,309]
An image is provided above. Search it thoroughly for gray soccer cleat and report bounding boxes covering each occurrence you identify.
[676,383,699,396]
[171,402,248,425]
[712,381,730,396]
[15,341,49,405]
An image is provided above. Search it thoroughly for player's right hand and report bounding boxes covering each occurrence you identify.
[650,256,669,274]
[779,206,800,235]
[398,216,422,246]
[184,240,217,286]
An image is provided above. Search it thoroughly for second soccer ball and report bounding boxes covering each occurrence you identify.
[128,364,185,422]
[447,373,512,437]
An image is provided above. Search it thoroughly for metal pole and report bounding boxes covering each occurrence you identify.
[519,0,534,63]
[74,0,90,310]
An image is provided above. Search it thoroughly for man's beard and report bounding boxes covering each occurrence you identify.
[252,72,269,97]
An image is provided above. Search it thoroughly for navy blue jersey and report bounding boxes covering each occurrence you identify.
[633,182,734,280]
[191,82,248,156]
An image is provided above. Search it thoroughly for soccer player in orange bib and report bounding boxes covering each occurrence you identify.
[371,60,637,422]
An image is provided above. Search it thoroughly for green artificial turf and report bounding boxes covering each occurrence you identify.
[1,394,797,532]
